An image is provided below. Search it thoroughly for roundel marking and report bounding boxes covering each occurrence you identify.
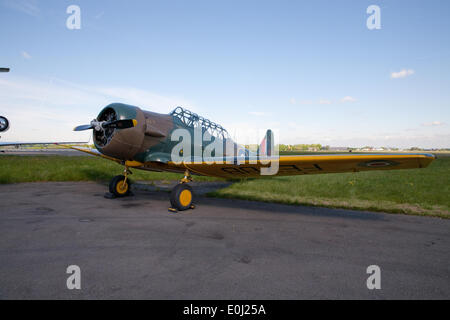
[358,160,399,168]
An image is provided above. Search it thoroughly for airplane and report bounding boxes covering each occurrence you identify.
[0,67,10,138]
[1,68,10,135]
[0,102,435,212]
[0,116,9,134]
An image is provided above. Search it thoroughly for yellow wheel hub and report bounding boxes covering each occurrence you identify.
[116,180,128,194]
[179,189,192,207]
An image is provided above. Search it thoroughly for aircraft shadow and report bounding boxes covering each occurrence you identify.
[131,181,387,222]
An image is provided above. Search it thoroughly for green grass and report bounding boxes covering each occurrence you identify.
[209,153,450,218]
[1,153,449,218]
[0,155,220,184]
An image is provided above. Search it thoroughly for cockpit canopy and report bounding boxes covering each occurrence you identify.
[170,107,230,139]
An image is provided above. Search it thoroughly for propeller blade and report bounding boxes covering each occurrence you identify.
[73,119,137,132]
[73,124,93,131]
[104,119,137,129]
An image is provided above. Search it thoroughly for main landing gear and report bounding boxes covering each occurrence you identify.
[108,166,132,197]
[169,170,195,213]
[107,166,195,212]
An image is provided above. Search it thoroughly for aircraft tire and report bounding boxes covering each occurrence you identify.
[170,183,193,211]
[109,175,131,197]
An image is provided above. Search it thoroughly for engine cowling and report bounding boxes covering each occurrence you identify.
[93,103,146,160]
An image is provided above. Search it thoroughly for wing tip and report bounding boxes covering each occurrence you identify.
[419,153,436,168]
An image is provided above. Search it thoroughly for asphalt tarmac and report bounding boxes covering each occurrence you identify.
[0,181,449,299]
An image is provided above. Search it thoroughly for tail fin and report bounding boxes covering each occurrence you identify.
[258,129,273,156]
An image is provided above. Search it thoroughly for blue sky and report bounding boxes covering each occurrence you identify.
[0,0,449,148]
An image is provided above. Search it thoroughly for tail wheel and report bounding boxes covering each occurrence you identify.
[170,183,193,211]
[109,175,130,197]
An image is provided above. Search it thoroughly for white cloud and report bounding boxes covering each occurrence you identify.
[291,98,341,105]
[0,76,193,142]
[2,76,446,149]
[248,111,269,116]
[279,130,450,149]
[341,96,357,103]
[423,121,445,127]
[216,117,450,149]
[2,0,40,17]
[390,69,415,79]
[290,98,316,105]
[94,87,191,113]
[318,99,332,105]
[21,51,31,59]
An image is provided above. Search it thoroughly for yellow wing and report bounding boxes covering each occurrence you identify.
[49,145,437,179]
[54,144,123,164]
[164,153,435,178]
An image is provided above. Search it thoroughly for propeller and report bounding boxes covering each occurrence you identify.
[74,119,137,132]
[74,106,138,147]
